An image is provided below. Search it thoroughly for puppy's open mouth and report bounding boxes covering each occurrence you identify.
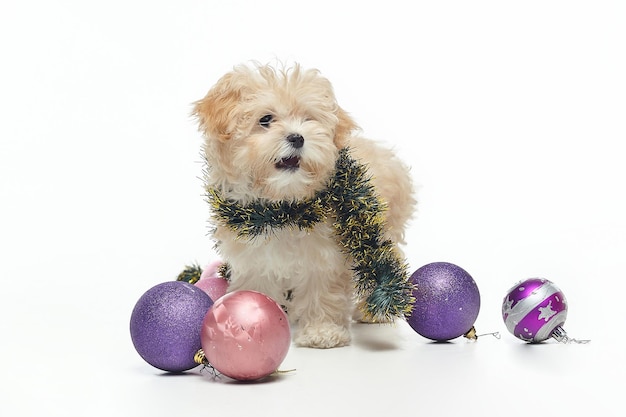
[275,156,301,170]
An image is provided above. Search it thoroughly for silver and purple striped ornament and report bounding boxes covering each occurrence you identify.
[502,278,571,343]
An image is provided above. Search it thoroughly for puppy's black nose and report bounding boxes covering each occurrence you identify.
[286,133,304,149]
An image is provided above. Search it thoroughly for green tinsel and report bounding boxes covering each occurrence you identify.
[206,148,415,321]
[176,263,203,284]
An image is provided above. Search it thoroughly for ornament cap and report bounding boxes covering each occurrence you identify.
[194,348,209,366]
[463,326,477,340]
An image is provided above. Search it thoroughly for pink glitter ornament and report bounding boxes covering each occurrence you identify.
[200,290,291,381]
[194,260,229,302]
[502,278,588,343]
[199,260,223,281]
[195,277,228,302]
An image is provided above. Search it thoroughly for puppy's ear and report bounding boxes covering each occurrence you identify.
[192,71,246,141]
[333,107,357,148]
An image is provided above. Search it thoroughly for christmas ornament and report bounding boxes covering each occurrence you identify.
[199,260,224,281]
[195,276,229,302]
[130,281,213,372]
[195,260,229,302]
[176,260,229,302]
[199,290,291,381]
[406,262,481,341]
[206,147,414,322]
[502,278,588,343]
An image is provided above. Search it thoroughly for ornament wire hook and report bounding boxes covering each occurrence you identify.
[477,331,501,339]
[463,327,501,341]
[194,349,220,376]
[270,368,296,376]
[551,326,590,344]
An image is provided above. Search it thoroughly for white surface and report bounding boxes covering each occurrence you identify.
[1,1,624,416]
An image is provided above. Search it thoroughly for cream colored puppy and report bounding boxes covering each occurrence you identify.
[193,63,416,348]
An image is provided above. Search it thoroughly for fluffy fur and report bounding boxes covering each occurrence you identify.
[193,63,416,348]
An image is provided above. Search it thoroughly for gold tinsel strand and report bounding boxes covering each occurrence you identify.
[176,263,203,284]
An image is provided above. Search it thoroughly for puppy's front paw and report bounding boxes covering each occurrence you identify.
[294,323,351,348]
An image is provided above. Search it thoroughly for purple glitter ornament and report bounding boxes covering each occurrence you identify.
[502,278,569,343]
[407,262,481,341]
[130,281,213,372]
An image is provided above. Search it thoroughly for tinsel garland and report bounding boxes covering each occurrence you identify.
[176,263,203,284]
[206,148,415,321]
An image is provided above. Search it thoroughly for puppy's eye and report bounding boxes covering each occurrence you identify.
[259,114,273,128]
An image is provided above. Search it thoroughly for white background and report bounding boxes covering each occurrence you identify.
[1,1,624,416]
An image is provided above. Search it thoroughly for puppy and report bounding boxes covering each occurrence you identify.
[193,63,416,348]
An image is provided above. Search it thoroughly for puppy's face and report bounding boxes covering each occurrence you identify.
[193,64,357,202]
